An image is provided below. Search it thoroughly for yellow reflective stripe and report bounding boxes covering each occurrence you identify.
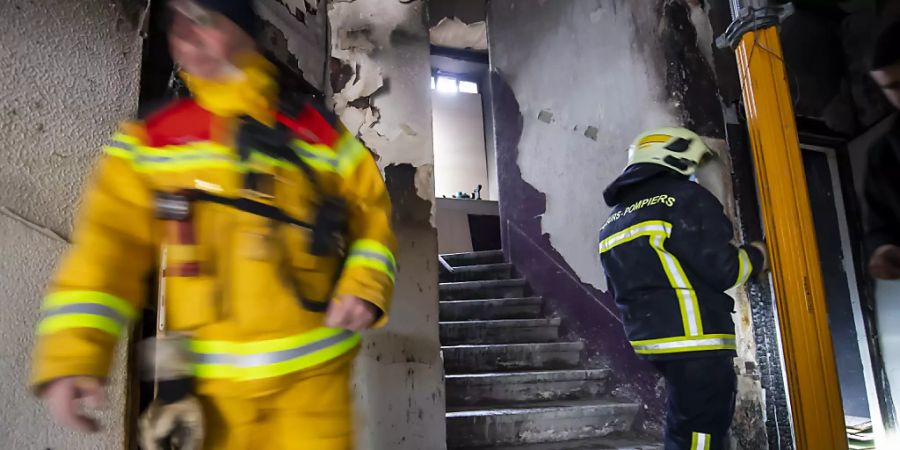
[346,239,396,281]
[691,432,711,450]
[103,145,134,160]
[638,133,672,148]
[294,140,339,173]
[37,314,123,336]
[42,291,137,320]
[336,136,368,176]
[649,235,703,336]
[111,132,141,145]
[346,257,395,282]
[599,220,672,253]
[732,248,753,289]
[189,327,344,356]
[350,240,397,267]
[247,151,296,171]
[239,333,361,380]
[630,334,736,355]
[600,220,702,336]
[190,328,361,381]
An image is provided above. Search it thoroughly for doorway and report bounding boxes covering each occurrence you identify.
[802,140,884,449]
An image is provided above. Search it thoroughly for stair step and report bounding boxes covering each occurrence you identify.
[443,342,584,373]
[441,263,514,282]
[446,369,610,406]
[441,250,505,267]
[456,437,662,450]
[440,318,561,345]
[440,279,527,300]
[446,399,640,448]
[440,297,544,321]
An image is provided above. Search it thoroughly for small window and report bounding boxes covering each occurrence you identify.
[459,80,479,94]
[436,76,459,94]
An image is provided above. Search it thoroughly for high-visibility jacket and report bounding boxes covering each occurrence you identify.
[598,164,764,360]
[30,92,397,398]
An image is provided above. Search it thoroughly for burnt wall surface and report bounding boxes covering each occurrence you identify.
[487,0,768,444]
[328,1,445,449]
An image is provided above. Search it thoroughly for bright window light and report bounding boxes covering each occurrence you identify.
[459,81,478,94]
[436,76,458,94]
[431,76,436,90]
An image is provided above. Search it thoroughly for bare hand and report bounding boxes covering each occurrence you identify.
[325,295,379,331]
[42,376,107,433]
[870,244,900,280]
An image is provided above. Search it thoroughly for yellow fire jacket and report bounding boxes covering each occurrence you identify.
[30,58,396,398]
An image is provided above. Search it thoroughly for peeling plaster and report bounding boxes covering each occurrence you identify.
[685,0,717,75]
[328,0,433,175]
[429,17,487,50]
[328,2,442,449]
[257,0,328,90]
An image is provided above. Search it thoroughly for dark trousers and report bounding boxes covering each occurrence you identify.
[652,356,737,450]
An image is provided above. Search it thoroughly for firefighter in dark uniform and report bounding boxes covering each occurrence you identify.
[598,128,768,450]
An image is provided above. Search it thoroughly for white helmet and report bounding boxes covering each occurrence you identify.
[626,127,712,176]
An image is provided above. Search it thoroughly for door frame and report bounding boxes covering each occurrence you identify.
[801,142,886,446]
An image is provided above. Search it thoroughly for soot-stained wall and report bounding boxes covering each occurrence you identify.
[487,0,768,444]
[328,1,445,449]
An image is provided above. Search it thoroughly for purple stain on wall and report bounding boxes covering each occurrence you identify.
[489,71,665,432]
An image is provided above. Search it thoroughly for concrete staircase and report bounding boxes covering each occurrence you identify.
[440,250,661,450]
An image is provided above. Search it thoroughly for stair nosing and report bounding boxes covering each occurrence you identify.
[445,368,609,380]
[445,399,640,417]
[440,278,527,289]
[441,341,584,350]
[440,296,542,304]
[441,250,504,258]
[440,318,561,326]
[447,263,513,271]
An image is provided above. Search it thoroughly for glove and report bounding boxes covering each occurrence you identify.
[138,335,204,450]
[139,395,205,450]
[750,241,770,277]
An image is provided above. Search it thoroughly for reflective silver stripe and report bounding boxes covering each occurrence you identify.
[732,249,753,289]
[42,303,130,326]
[192,330,357,368]
[631,337,736,352]
[107,141,135,152]
[599,222,670,253]
[693,432,711,450]
[651,234,702,337]
[349,249,397,273]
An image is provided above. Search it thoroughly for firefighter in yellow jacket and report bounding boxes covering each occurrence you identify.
[30,1,396,449]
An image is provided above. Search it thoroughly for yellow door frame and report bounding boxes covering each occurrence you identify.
[733,24,848,449]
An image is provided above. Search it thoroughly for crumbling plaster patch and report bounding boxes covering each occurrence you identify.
[328,0,433,174]
[328,2,444,450]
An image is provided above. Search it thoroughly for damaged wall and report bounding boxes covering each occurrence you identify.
[327,0,445,449]
[488,0,768,444]
[258,0,329,91]
[0,0,143,448]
